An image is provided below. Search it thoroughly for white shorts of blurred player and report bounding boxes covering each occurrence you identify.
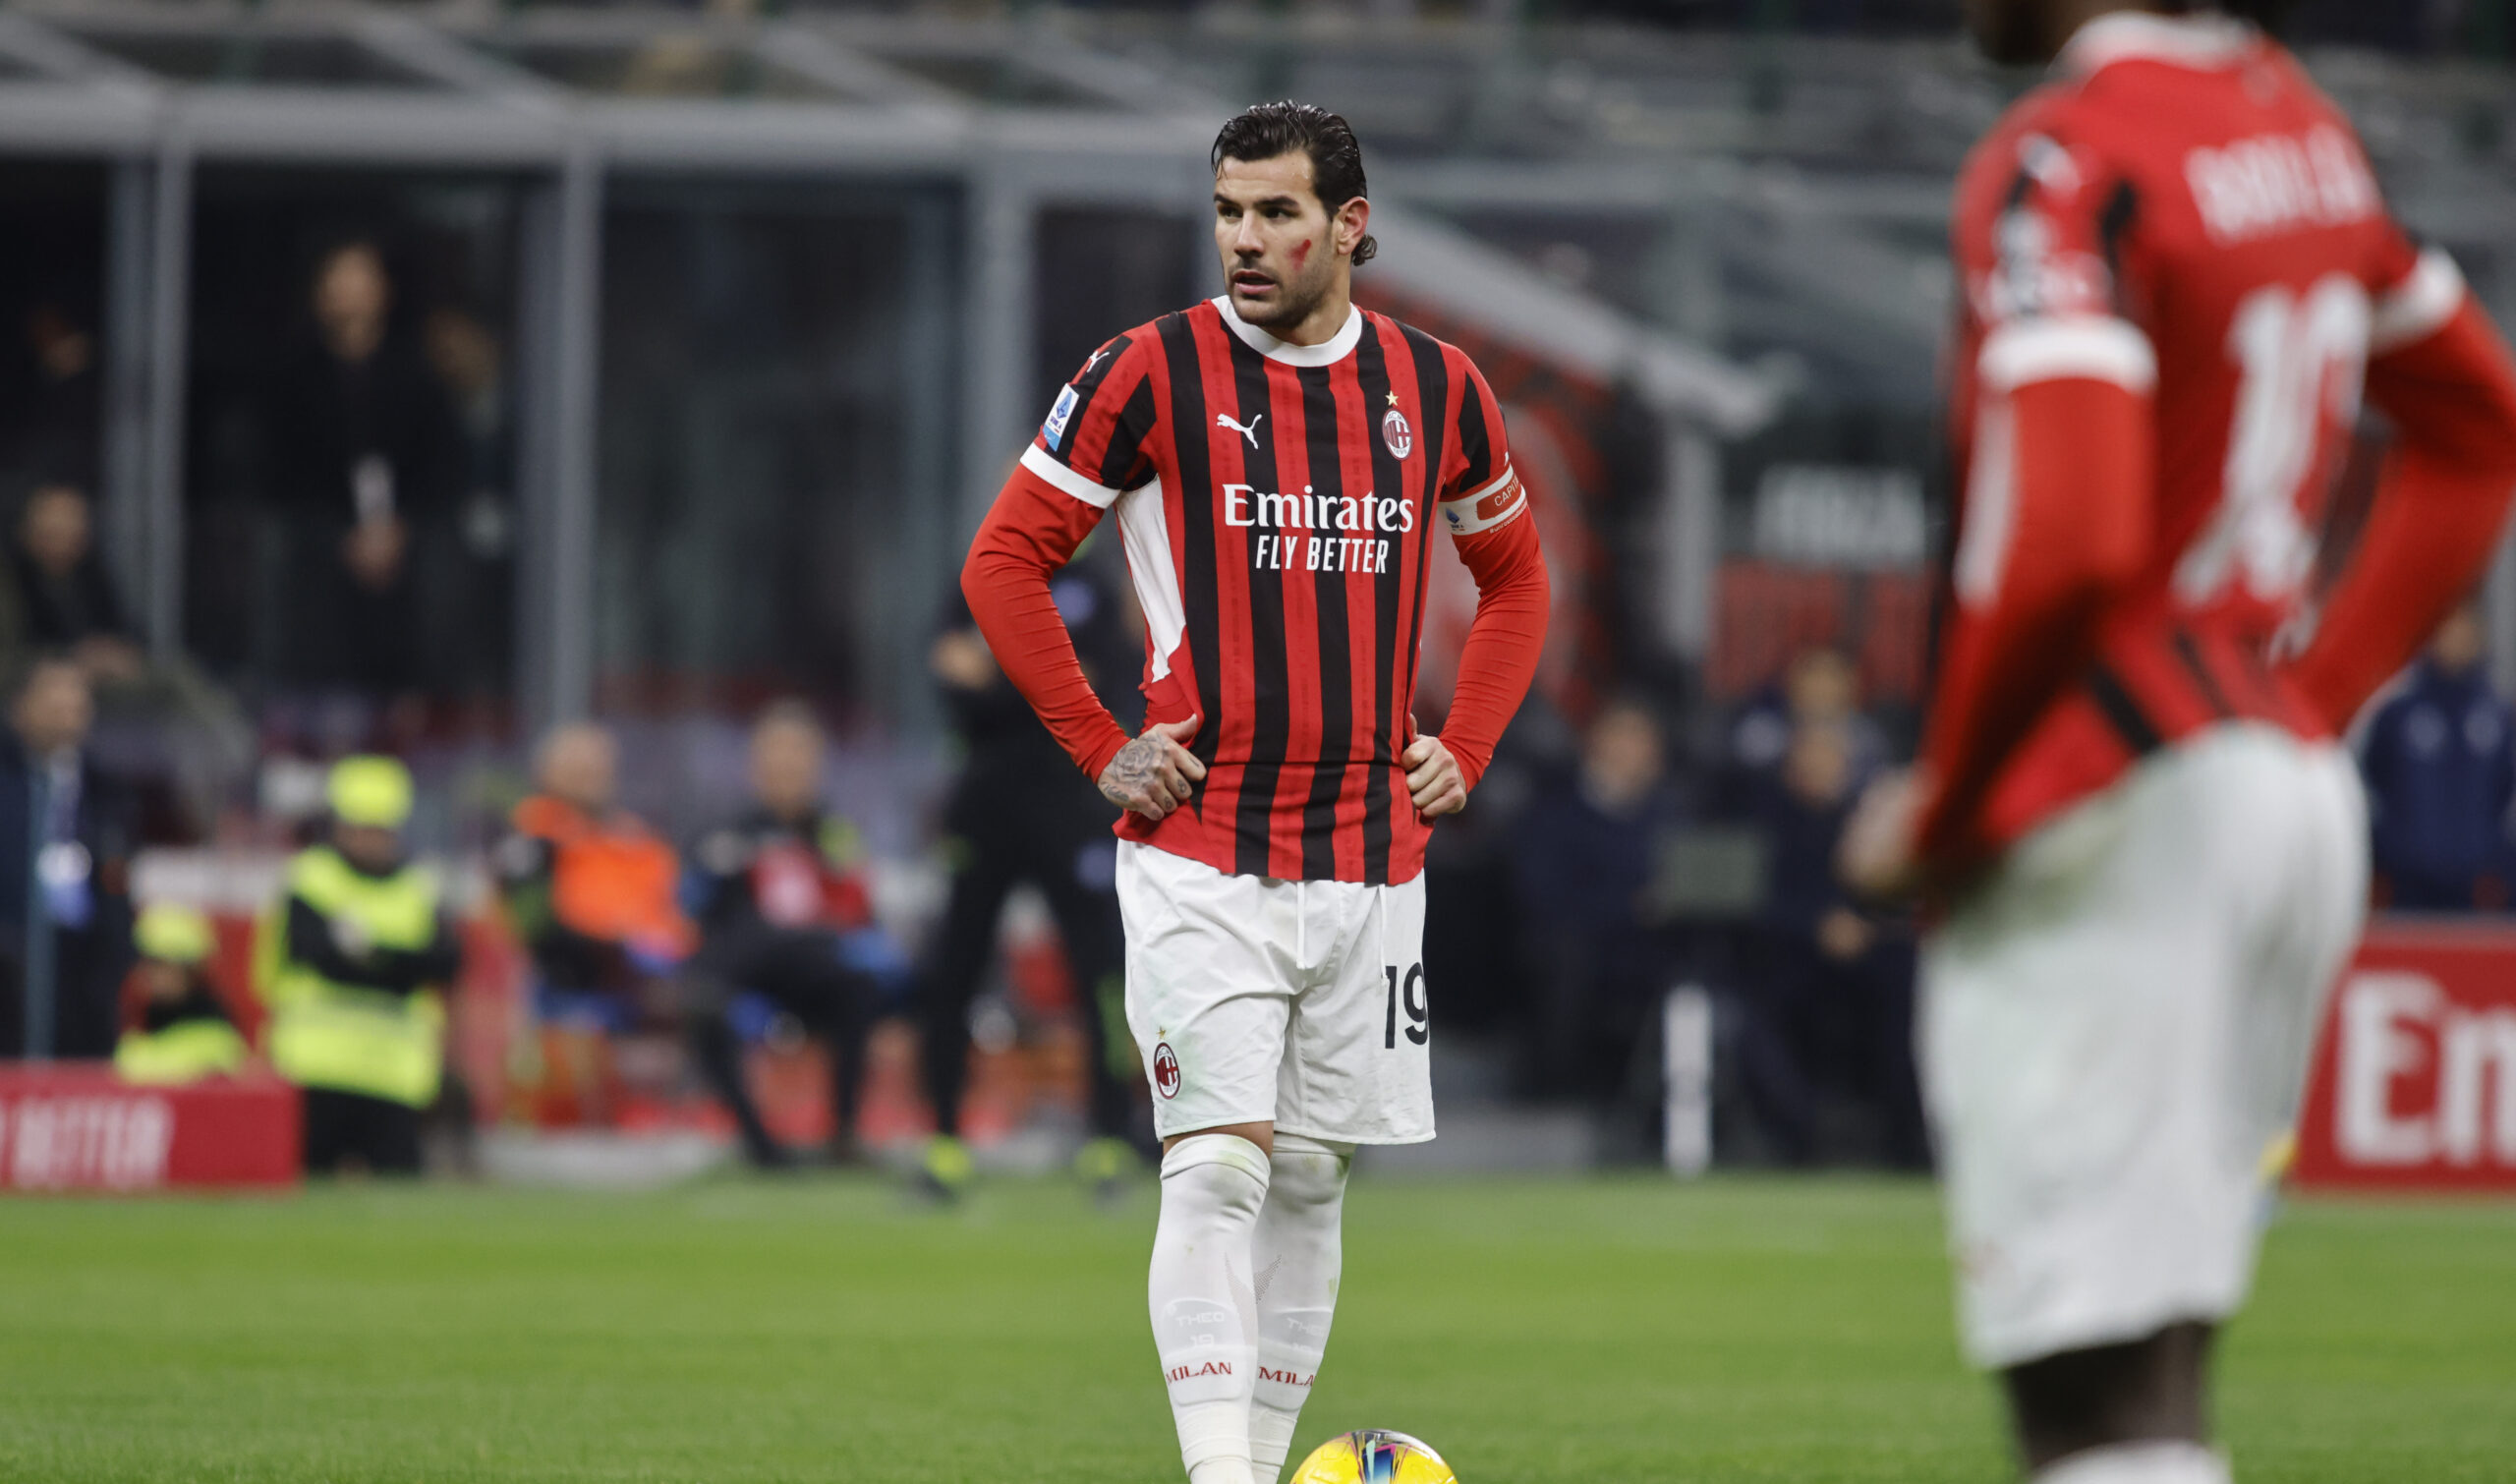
[1921,723,2369,1371]
[1116,840,1433,1146]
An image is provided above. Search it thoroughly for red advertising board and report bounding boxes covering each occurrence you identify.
[2295,918,2516,1193]
[0,1065,299,1192]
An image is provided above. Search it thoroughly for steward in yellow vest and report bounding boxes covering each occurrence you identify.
[255,757,460,1175]
[114,902,249,1084]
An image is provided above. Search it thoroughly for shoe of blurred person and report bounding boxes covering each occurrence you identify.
[914,1134,974,1204]
[1073,1135,1139,1206]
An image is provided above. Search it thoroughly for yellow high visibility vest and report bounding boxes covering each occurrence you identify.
[114,1018,251,1085]
[255,847,449,1109]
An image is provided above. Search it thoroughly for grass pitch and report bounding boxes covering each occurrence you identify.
[0,1173,2508,1482]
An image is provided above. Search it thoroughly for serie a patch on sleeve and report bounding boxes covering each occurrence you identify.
[1043,384,1081,450]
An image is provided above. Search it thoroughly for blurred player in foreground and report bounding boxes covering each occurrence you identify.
[963,101,1549,1484]
[1842,3,2516,1481]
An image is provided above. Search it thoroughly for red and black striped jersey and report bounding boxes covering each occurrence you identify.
[1001,296,1541,886]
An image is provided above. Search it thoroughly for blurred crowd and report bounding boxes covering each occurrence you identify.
[5,212,2516,1182]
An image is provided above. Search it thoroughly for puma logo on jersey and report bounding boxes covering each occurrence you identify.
[1216,412,1264,448]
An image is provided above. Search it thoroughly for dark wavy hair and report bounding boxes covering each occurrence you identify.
[2170,0,2298,30]
[1211,101,1376,267]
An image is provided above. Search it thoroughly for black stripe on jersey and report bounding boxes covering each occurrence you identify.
[2097,182,2141,316]
[1399,328,1453,731]
[1230,339,1290,878]
[1071,332,1132,409]
[1454,364,1496,492]
[2168,628,2233,719]
[1297,363,1354,884]
[2085,662,2164,757]
[1099,375,1159,490]
[1158,314,1222,782]
[1355,327,1403,885]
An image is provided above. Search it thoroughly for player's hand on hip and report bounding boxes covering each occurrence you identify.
[1401,731,1467,819]
[1100,714,1207,822]
[1839,767,1928,902]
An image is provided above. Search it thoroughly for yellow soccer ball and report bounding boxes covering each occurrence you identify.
[1289,1429,1458,1484]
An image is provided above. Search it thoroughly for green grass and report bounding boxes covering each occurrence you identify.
[0,1174,2508,1482]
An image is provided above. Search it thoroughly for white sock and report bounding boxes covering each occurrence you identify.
[2033,1441,2232,1484]
[1151,1134,1272,1484]
[1247,1134,1352,1481]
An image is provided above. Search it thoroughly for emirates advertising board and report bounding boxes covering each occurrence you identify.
[2295,919,2516,1193]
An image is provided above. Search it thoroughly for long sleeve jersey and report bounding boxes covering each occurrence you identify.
[963,296,1551,885]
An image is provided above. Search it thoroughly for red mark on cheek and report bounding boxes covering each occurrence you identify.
[1291,240,1311,271]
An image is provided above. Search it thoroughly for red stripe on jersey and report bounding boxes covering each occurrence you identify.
[1328,345,1380,884]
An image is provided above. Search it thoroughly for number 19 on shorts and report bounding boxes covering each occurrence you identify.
[1384,963,1428,1049]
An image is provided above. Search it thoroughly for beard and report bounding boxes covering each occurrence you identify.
[1234,251,1336,334]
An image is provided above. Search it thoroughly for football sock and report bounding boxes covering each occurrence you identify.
[2032,1442,2233,1484]
[1247,1133,1354,1480]
[1150,1133,1273,1484]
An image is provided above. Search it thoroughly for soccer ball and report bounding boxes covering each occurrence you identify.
[1290,1429,1458,1483]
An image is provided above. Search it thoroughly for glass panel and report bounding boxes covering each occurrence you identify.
[64,29,441,88]
[872,51,1110,109]
[485,39,853,100]
[1032,207,1200,416]
[183,169,528,750]
[592,179,959,829]
[0,160,107,522]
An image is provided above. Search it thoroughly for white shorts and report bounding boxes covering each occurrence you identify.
[1921,725,2367,1370]
[1115,841,1433,1146]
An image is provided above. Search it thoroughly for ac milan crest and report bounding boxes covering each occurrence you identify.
[1153,1042,1181,1099]
[1381,406,1413,460]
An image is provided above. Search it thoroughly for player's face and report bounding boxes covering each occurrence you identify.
[1214,152,1343,331]
[1963,0,2055,66]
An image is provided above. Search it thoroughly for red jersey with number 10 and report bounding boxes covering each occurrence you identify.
[997,296,1543,886]
[1925,12,2516,858]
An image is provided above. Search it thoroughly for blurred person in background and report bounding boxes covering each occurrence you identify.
[256,757,459,1176]
[495,722,693,1123]
[114,902,248,1085]
[421,306,516,704]
[1840,2,2516,1480]
[916,559,1142,1202]
[266,239,459,720]
[1512,698,1685,1107]
[0,656,135,1060]
[1,301,100,500]
[6,484,141,683]
[1730,644,1888,781]
[2358,599,2514,909]
[683,702,903,1169]
[1742,717,1925,1168]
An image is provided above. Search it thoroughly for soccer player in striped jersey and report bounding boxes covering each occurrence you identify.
[963,102,1549,1484]
[1842,4,2516,1482]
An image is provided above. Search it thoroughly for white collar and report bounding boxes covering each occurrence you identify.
[1213,296,1363,369]
[2058,11,2254,76]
